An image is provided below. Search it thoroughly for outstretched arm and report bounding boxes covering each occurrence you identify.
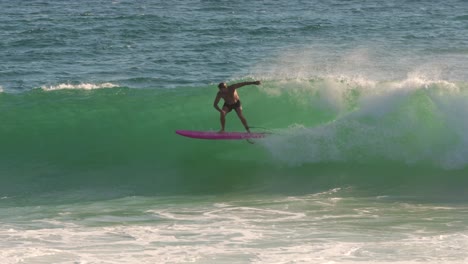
[228,81,261,90]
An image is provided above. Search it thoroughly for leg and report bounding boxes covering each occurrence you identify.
[219,106,230,133]
[234,107,250,133]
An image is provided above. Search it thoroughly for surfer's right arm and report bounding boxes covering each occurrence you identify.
[213,93,223,113]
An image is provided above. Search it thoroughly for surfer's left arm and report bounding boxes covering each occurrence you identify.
[229,81,261,90]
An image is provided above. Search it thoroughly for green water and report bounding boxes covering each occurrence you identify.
[1,79,467,202]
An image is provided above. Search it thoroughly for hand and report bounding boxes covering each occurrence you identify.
[254,80,261,85]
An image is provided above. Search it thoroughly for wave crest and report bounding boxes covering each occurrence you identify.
[40,82,118,91]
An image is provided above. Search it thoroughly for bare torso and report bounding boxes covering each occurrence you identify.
[218,87,239,105]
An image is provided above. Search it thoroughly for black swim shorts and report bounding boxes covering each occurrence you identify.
[223,100,241,112]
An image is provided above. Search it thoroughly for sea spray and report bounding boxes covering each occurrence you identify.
[259,76,467,169]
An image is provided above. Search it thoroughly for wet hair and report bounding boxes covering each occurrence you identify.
[218,82,226,89]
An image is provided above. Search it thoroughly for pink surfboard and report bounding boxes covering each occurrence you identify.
[176,130,266,140]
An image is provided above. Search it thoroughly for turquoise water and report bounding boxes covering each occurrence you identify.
[1,0,468,263]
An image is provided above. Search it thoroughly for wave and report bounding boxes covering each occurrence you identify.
[40,82,119,91]
[258,75,468,169]
[0,77,467,199]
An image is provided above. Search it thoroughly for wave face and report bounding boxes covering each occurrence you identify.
[1,77,468,200]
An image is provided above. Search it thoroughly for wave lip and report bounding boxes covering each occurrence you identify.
[255,74,468,170]
[40,82,118,91]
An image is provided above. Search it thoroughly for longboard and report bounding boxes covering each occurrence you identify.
[175,130,266,140]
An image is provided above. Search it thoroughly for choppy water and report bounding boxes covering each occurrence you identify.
[1,0,468,263]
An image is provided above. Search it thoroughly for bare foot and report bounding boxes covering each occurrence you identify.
[218,129,225,133]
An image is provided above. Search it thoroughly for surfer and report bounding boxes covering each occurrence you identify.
[213,81,261,133]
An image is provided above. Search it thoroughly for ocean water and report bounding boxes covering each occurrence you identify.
[1,0,468,263]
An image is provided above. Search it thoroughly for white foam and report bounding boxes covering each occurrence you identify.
[40,82,118,91]
[256,72,468,168]
[1,196,468,263]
